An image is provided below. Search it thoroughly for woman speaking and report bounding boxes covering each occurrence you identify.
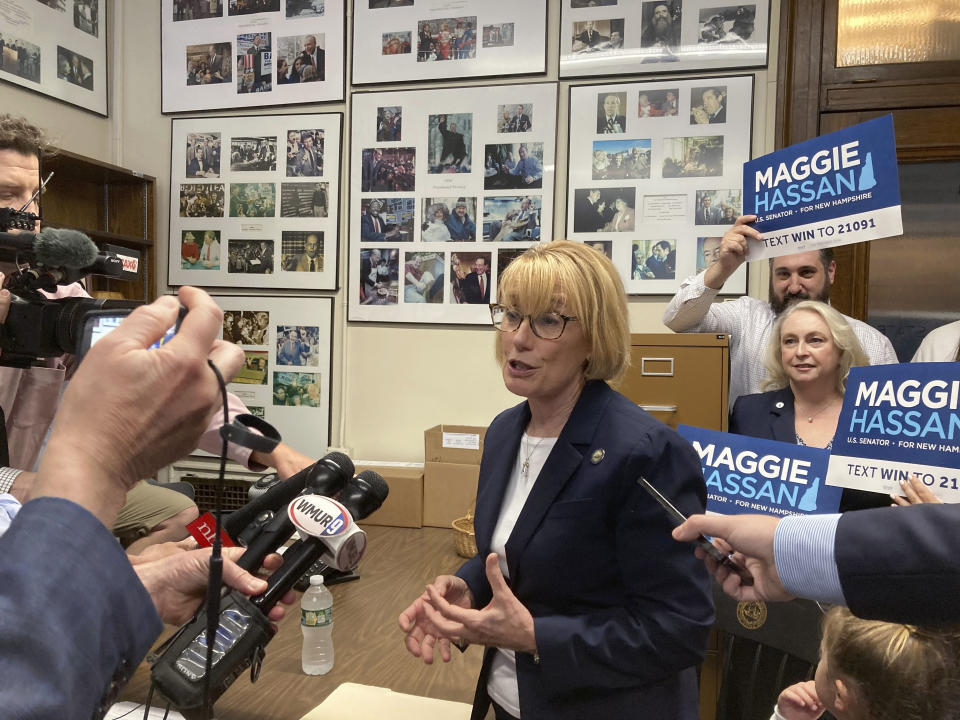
[399,241,713,719]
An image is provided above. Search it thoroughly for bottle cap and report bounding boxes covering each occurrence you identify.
[310,574,325,586]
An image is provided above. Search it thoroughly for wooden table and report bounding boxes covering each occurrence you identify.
[122,526,484,720]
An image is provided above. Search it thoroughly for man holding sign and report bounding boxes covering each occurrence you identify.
[665,116,905,407]
[663,216,897,407]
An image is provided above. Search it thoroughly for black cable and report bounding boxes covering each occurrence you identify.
[141,683,155,720]
[201,358,230,720]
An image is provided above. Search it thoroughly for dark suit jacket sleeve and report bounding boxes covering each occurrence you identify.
[0,498,162,719]
[835,504,960,625]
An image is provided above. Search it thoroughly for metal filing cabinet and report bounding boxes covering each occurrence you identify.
[620,333,730,432]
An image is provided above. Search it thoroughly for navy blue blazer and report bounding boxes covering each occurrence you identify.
[836,503,960,625]
[730,388,889,512]
[457,381,713,719]
[0,498,162,719]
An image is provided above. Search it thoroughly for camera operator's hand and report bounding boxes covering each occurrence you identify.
[33,287,244,530]
[133,545,295,626]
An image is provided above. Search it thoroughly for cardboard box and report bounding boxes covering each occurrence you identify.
[355,464,423,528]
[423,461,480,528]
[424,424,487,465]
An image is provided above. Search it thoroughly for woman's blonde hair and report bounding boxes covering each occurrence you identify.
[762,300,868,393]
[822,606,960,720]
[494,240,631,384]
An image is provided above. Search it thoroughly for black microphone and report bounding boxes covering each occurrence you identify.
[150,470,389,718]
[223,451,353,541]
[0,227,98,268]
[253,470,389,613]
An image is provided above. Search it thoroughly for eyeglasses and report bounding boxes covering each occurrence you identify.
[489,304,578,340]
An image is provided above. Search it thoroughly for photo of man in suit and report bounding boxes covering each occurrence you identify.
[361,148,383,192]
[575,20,606,49]
[360,199,400,242]
[505,104,531,133]
[695,194,723,224]
[573,189,606,233]
[244,33,269,91]
[297,34,325,81]
[293,233,322,272]
[460,256,490,304]
[691,87,727,124]
[295,131,322,176]
[597,93,626,134]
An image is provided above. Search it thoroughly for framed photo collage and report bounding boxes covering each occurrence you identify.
[141,0,770,447]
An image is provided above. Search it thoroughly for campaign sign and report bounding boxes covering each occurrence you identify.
[827,363,960,502]
[742,115,902,261]
[678,425,842,517]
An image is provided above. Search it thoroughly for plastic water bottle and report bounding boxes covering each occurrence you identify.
[301,574,334,675]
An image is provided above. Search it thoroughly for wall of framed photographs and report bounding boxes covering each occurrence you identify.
[200,296,333,457]
[349,83,558,324]
[0,0,107,115]
[1,2,779,464]
[168,113,341,290]
[566,75,753,295]
[352,0,547,85]
[160,0,345,112]
[559,0,770,78]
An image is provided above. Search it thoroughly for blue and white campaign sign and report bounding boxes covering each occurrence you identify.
[742,115,902,261]
[678,425,843,517]
[827,363,960,502]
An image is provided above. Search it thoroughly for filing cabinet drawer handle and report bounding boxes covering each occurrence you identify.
[640,357,674,377]
[638,404,678,412]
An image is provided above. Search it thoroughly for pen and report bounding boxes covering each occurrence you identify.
[636,475,754,586]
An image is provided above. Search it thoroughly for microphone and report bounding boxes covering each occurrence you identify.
[223,451,353,541]
[251,470,389,613]
[0,227,98,268]
[150,469,389,718]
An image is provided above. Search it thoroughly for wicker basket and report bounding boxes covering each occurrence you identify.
[452,509,478,558]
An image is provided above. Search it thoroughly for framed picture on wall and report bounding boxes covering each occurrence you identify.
[559,1,770,78]
[352,0,547,85]
[168,112,342,290]
[566,75,753,295]
[348,82,558,324]
[0,0,108,115]
[197,295,333,458]
[160,0,345,113]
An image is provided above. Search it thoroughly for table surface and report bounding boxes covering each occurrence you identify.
[122,526,484,720]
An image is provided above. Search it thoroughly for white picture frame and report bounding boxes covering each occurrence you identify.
[0,0,108,115]
[200,295,333,458]
[352,0,547,85]
[160,0,345,113]
[566,75,754,295]
[168,112,342,290]
[559,0,770,79]
[349,82,558,324]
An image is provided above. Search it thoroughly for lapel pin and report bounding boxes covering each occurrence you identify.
[591,448,605,464]
[775,401,784,409]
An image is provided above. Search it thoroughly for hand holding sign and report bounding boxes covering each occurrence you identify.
[703,214,760,290]
[891,474,943,507]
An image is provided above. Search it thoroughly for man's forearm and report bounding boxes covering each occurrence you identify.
[663,271,720,332]
[703,261,734,290]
